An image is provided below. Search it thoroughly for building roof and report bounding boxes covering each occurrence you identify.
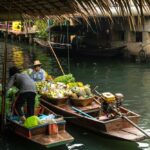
[0,0,149,25]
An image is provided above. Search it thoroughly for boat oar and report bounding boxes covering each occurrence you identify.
[71,106,97,121]
[64,116,80,119]
[94,89,150,138]
[112,108,150,138]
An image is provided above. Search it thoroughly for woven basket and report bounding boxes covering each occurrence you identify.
[43,96,68,106]
[70,97,94,107]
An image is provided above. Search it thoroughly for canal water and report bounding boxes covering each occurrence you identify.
[0,40,150,150]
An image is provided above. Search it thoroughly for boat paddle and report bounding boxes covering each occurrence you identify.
[94,89,150,138]
[112,107,150,138]
[71,106,97,121]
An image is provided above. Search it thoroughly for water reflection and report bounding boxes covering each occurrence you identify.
[68,126,141,150]
[12,47,24,68]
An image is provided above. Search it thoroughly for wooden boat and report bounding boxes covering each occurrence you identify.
[40,97,149,142]
[6,104,74,148]
[34,38,72,56]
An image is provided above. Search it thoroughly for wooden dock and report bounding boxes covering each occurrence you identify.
[0,28,37,44]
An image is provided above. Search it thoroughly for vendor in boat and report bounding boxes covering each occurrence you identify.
[7,66,36,122]
[27,60,48,82]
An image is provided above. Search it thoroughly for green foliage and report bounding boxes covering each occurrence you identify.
[0,96,12,115]
[35,94,41,107]
[6,87,18,99]
[35,20,48,39]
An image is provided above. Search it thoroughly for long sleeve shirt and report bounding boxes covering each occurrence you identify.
[7,73,36,93]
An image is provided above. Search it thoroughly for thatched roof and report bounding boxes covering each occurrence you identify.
[0,0,150,28]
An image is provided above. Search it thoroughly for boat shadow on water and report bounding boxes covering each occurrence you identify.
[67,125,148,150]
[1,126,149,150]
[1,131,69,150]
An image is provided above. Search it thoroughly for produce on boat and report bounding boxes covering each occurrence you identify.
[40,89,150,142]
[35,74,94,106]
[0,84,74,148]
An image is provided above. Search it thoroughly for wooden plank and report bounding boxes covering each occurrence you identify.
[108,128,146,141]
[122,127,146,136]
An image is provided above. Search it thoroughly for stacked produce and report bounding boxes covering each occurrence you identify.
[67,82,93,99]
[35,81,69,99]
[54,74,93,99]
[35,80,93,100]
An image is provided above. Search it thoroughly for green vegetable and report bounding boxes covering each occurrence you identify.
[54,74,75,84]
[24,115,40,128]
[35,94,41,107]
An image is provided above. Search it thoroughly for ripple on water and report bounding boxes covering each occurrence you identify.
[67,143,85,150]
[137,142,149,149]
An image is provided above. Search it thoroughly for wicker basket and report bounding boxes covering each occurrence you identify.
[43,96,68,106]
[70,97,94,107]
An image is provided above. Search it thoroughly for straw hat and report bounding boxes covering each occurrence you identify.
[33,60,42,66]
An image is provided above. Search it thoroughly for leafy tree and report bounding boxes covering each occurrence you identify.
[35,20,48,39]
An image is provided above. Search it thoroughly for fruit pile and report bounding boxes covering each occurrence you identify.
[69,84,93,99]
[35,80,93,100]
[35,81,69,99]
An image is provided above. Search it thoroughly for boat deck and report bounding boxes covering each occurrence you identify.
[59,102,100,114]
[108,127,146,141]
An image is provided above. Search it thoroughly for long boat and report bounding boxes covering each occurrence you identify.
[40,97,149,142]
[6,104,74,148]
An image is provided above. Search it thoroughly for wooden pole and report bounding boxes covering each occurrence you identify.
[1,21,8,131]
[47,41,65,75]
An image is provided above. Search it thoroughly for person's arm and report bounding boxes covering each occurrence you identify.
[6,75,16,90]
[41,69,47,81]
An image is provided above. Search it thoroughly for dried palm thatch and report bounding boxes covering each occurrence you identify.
[0,0,150,27]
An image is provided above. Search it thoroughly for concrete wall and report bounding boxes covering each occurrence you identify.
[111,17,150,57]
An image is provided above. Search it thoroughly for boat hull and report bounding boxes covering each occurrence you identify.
[6,104,74,148]
[41,99,147,142]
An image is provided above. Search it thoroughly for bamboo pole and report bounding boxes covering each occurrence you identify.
[47,41,65,75]
[1,21,8,131]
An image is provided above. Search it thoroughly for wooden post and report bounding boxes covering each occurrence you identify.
[18,35,21,42]
[11,34,14,41]
[29,34,33,45]
[1,21,8,131]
